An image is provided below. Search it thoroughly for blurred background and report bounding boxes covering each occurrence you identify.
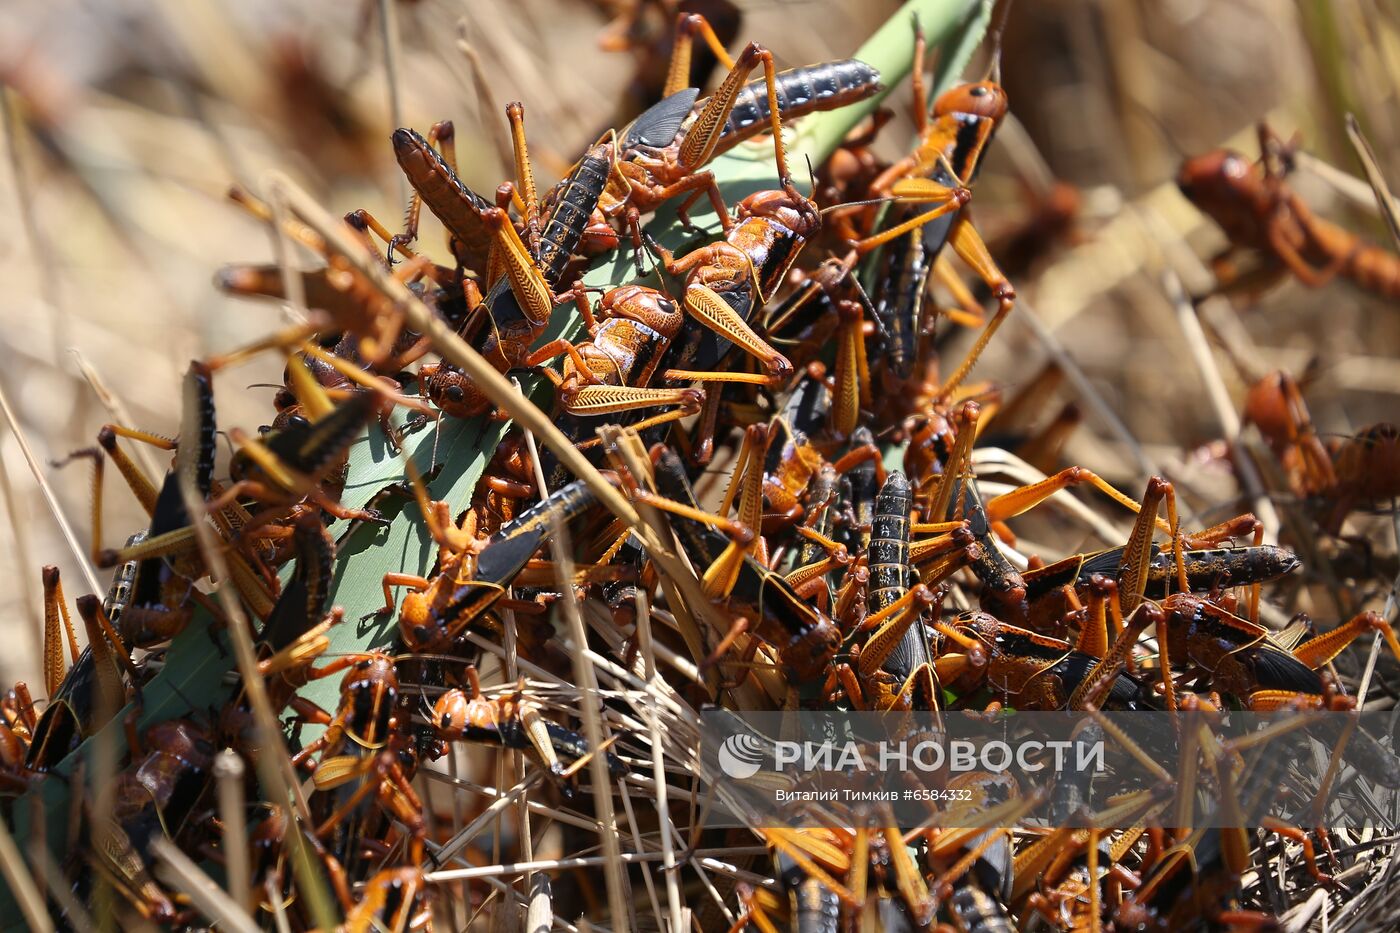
[0,0,1396,688]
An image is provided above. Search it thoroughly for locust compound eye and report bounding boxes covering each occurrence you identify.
[445,385,465,404]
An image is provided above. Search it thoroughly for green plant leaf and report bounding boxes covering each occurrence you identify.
[292,368,570,741]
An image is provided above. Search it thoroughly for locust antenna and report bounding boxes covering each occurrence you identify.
[982,0,1013,84]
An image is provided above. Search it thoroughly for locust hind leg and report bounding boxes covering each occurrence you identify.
[931,252,985,329]
[505,103,542,256]
[1116,477,1171,617]
[926,401,981,522]
[983,466,1173,547]
[565,387,707,450]
[717,424,767,557]
[938,214,1017,398]
[664,12,738,98]
[1074,575,1118,661]
[41,567,81,698]
[682,284,792,381]
[53,424,172,561]
[832,298,871,437]
[854,586,935,680]
[74,595,136,711]
[909,16,929,134]
[516,702,564,779]
[1066,602,1164,712]
[480,208,576,327]
[1291,611,1400,671]
[631,490,754,601]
